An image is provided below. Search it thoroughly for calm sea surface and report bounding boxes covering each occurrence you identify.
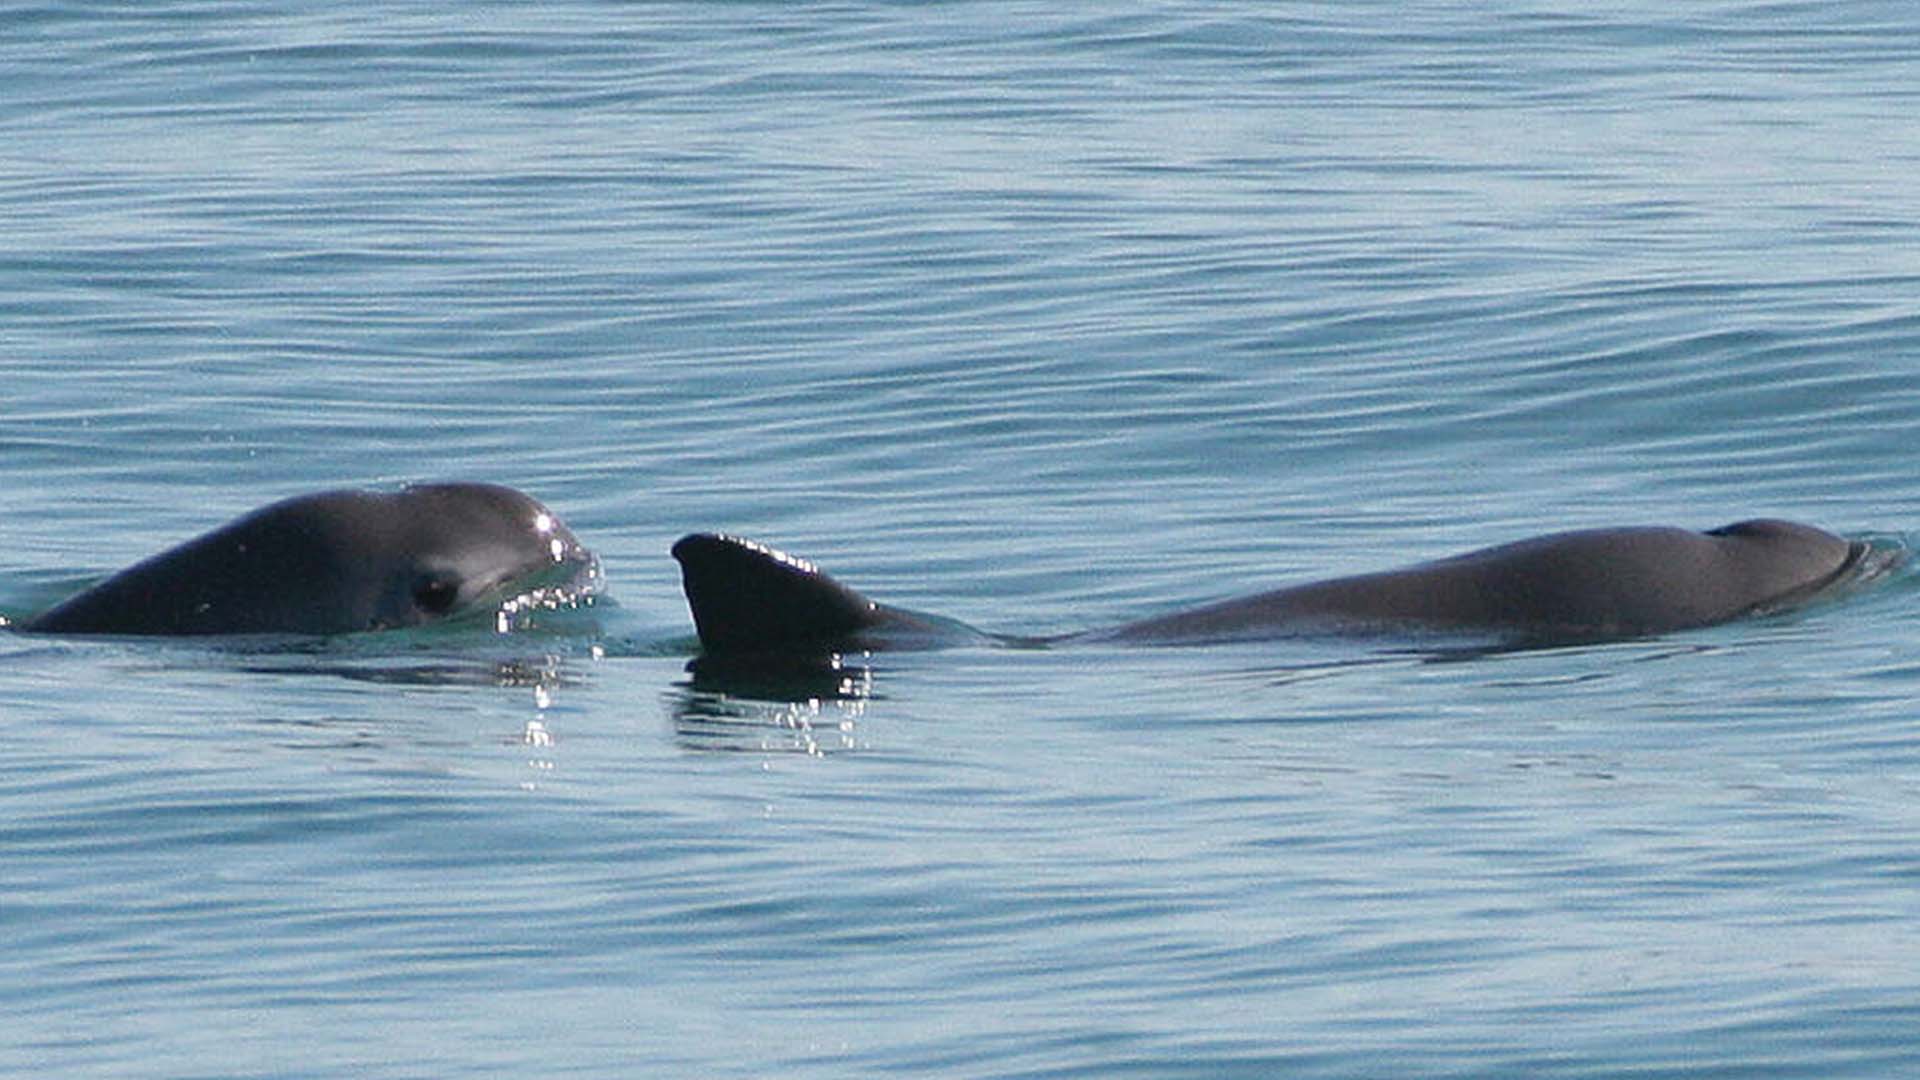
[6,3,1920,1076]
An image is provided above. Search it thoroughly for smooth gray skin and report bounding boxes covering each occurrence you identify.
[671,519,1864,656]
[1098,519,1861,645]
[26,483,598,637]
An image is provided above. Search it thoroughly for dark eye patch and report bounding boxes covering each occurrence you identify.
[411,574,462,616]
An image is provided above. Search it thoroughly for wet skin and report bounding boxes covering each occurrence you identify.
[25,483,598,637]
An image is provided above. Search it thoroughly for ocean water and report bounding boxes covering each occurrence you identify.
[5,2,1920,1076]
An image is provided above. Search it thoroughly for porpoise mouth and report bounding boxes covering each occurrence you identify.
[488,543,605,634]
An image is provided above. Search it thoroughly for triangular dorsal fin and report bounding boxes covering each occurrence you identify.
[671,533,884,653]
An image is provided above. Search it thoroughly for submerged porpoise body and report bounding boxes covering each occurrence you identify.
[25,483,598,636]
[671,520,1867,657]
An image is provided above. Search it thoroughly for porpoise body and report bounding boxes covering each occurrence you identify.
[671,520,1867,657]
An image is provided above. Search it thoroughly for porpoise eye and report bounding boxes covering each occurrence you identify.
[411,575,462,617]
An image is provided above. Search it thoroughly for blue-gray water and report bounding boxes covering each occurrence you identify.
[6,3,1920,1076]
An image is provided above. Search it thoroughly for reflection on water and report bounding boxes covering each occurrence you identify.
[669,652,874,755]
[236,653,584,690]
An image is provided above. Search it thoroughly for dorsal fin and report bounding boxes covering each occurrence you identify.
[671,533,885,653]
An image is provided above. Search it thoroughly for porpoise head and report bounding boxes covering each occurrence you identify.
[26,482,601,637]
[340,482,603,633]
[1701,518,1864,609]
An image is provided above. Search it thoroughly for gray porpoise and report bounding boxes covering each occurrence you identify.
[26,483,598,636]
[671,519,1865,656]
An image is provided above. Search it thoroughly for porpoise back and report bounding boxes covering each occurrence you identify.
[670,520,1866,656]
[1103,520,1863,645]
